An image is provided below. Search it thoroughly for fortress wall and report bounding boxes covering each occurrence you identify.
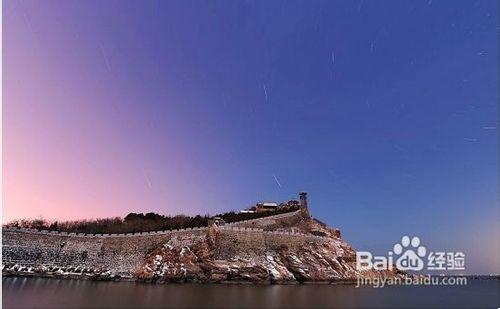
[96,229,208,274]
[2,230,104,269]
[2,211,327,276]
[2,228,208,275]
[225,210,304,229]
[1,209,302,238]
[214,227,328,259]
[214,229,266,259]
[2,226,209,238]
[263,231,325,250]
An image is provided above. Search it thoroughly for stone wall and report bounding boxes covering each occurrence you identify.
[2,211,328,278]
[225,210,305,230]
[2,227,209,276]
[214,226,328,259]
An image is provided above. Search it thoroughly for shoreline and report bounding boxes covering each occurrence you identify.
[4,271,498,285]
[2,271,358,285]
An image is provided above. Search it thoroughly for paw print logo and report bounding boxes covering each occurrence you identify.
[393,235,427,271]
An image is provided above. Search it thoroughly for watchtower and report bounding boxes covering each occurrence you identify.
[299,192,308,214]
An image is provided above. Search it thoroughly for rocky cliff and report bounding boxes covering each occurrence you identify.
[2,210,403,284]
[135,211,401,283]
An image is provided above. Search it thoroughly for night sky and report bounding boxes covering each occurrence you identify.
[3,0,498,273]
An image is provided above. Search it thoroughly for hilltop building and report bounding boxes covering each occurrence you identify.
[239,192,308,213]
[255,202,279,212]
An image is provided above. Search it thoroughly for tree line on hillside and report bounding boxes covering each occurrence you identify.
[4,204,299,234]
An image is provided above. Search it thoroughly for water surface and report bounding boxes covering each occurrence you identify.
[3,277,498,308]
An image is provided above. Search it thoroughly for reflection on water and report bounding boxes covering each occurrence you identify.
[2,277,498,308]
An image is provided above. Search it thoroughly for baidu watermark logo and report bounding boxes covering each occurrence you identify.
[393,235,427,271]
[356,235,466,272]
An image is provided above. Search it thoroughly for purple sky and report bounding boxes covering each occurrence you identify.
[3,0,498,274]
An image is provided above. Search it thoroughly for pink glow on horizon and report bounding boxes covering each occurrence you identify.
[2,3,221,223]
